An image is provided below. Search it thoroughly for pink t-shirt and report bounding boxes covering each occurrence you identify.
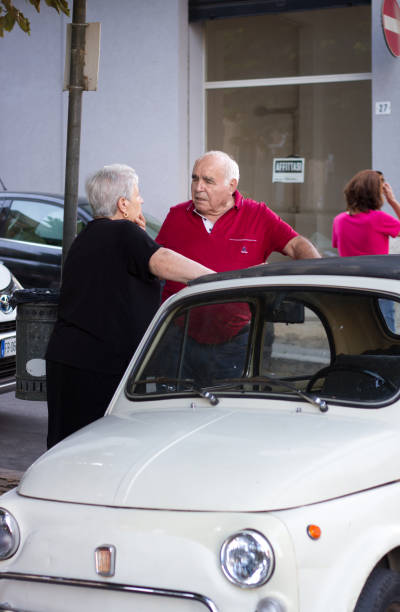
[332,210,400,256]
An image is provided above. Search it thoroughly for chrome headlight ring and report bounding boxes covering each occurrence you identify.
[220,529,275,588]
[0,293,12,314]
[0,273,22,314]
[0,508,20,560]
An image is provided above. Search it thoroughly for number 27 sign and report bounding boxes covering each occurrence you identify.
[375,101,392,115]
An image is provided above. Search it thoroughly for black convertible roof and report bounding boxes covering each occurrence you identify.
[189,255,400,286]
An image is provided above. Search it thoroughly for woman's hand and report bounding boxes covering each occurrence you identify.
[134,212,146,230]
[383,182,397,205]
[383,182,400,220]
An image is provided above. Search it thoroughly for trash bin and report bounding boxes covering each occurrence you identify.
[12,288,59,401]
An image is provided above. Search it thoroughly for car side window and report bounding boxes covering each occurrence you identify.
[0,197,11,225]
[377,298,400,335]
[4,200,64,246]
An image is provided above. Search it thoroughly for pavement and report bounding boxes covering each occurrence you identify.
[0,468,22,495]
[0,391,47,495]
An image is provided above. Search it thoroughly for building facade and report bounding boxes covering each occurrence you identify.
[0,0,399,255]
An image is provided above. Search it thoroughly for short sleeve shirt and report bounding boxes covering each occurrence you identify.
[332,210,400,256]
[46,219,161,374]
[156,190,298,301]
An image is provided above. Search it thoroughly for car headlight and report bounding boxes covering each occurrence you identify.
[220,529,275,588]
[0,509,20,559]
[0,272,22,314]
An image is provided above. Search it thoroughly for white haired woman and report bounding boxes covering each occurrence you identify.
[45,164,213,448]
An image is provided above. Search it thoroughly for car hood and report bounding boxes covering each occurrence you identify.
[18,401,400,511]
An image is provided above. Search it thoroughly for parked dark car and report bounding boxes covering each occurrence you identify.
[0,261,20,394]
[0,192,161,288]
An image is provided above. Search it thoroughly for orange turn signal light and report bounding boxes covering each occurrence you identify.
[307,524,321,540]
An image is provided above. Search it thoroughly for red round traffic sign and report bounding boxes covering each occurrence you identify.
[382,0,400,57]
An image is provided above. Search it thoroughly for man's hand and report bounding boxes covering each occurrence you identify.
[282,235,321,259]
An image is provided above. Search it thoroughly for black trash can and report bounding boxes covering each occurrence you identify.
[13,288,59,401]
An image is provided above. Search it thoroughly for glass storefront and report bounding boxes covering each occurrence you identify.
[205,5,371,257]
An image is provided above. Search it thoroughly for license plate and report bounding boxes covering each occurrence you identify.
[1,336,16,358]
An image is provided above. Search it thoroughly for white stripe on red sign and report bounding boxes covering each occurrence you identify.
[384,14,400,34]
[382,0,400,57]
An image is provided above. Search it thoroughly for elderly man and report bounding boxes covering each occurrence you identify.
[154,151,320,384]
[156,150,320,302]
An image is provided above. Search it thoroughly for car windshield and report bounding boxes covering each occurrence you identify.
[126,287,400,407]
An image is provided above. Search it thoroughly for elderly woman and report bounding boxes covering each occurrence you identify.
[45,164,213,448]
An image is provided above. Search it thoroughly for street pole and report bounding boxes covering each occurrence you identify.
[62,0,86,270]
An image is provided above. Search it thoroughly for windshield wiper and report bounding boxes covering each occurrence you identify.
[132,374,327,411]
[132,377,219,406]
[203,374,328,412]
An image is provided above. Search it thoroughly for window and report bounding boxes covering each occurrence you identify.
[205,5,371,257]
[127,287,400,406]
[135,301,252,390]
[206,6,371,81]
[4,200,84,247]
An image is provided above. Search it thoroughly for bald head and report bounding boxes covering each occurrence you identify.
[193,151,239,186]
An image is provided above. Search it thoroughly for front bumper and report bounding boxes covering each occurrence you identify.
[0,491,297,612]
[0,572,218,611]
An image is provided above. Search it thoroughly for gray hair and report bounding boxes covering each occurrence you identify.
[194,150,240,184]
[85,164,139,218]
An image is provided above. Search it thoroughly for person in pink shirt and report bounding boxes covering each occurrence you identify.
[332,169,400,330]
[332,169,400,256]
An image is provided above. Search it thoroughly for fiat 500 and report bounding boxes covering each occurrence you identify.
[3,255,400,611]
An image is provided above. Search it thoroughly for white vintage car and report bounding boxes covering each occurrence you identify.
[2,255,400,612]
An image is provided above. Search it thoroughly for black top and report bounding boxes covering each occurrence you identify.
[189,254,400,286]
[46,218,161,374]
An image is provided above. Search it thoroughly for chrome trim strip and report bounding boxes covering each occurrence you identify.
[0,380,16,394]
[0,571,219,611]
[0,238,61,251]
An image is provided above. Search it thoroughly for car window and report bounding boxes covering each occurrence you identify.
[134,301,252,390]
[377,298,400,335]
[3,199,85,247]
[0,196,10,210]
[145,213,161,240]
[0,196,11,225]
[126,288,400,407]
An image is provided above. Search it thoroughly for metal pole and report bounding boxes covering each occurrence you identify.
[62,0,86,270]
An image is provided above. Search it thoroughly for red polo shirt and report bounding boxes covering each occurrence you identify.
[156,190,298,302]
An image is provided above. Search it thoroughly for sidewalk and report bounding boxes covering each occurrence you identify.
[0,469,22,495]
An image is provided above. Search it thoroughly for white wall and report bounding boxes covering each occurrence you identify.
[0,4,66,192]
[0,0,200,222]
[372,0,400,200]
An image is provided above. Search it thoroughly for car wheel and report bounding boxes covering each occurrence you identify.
[354,567,400,611]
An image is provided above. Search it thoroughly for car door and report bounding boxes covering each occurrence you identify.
[0,195,87,288]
